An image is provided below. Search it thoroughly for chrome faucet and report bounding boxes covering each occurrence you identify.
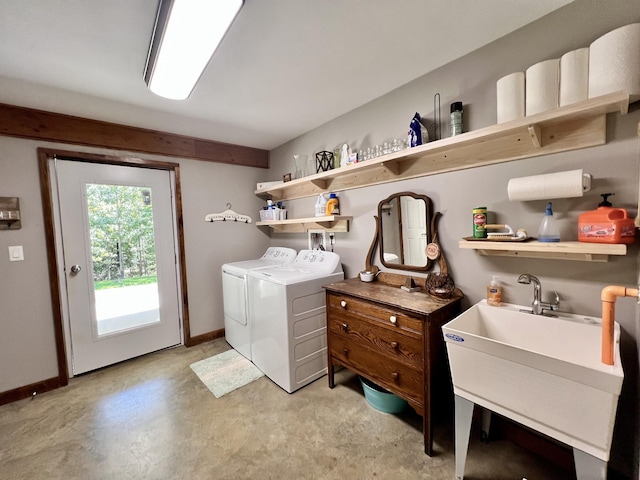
[517,273,560,315]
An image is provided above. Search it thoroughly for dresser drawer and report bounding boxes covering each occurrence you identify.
[327,314,423,369]
[327,293,423,336]
[325,277,462,457]
[330,335,424,404]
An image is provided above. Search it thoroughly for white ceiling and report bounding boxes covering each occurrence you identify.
[0,0,573,150]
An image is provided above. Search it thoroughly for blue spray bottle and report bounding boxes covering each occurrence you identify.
[538,202,560,242]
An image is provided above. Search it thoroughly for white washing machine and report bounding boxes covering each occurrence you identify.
[221,247,297,360]
[247,249,343,393]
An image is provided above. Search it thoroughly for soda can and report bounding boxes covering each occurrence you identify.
[473,207,487,238]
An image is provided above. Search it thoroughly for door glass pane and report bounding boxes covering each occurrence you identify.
[86,184,160,336]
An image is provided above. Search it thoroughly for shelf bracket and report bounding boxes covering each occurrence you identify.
[527,124,542,148]
[304,219,349,233]
[310,178,329,190]
[381,160,402,175]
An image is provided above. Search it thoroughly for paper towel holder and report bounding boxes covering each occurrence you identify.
[507,170,592,201]
[578,172,592,193]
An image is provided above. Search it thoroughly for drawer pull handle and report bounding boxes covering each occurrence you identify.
[341,323,348,332]
[340,300,347,308]
[343,348,349,356]
[389,315,397,324]
[391,341,398,350]
[391,372,399,382]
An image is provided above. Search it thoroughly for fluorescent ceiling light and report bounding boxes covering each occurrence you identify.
[144,0,243,100]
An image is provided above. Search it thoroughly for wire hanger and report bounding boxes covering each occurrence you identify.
[205,203,252,224]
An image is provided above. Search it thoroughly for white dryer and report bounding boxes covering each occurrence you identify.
[247,250,343,393]
[221,247,297,360]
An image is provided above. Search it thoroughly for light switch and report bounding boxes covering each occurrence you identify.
[9,245,24,261]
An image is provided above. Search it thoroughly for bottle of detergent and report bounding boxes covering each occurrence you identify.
[538,202,560,242]
[325,193,340,216]
[578,193,636,244]
[315,194,327,217]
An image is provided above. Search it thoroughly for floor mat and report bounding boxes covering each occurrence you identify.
[190,349,264,398]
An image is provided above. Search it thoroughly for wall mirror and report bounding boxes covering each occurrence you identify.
[366,191,434,272]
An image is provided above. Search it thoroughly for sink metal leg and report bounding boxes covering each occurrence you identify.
[454,395,474,480]
[481,408,491,442]
[573,449,607,480]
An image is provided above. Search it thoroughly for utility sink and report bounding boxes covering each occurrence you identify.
[443,300,624,479]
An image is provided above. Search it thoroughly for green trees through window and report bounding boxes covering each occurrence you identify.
[86,184,157,288]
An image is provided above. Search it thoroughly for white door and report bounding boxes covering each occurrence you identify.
[400,196,427,266]
[55,159,182,374]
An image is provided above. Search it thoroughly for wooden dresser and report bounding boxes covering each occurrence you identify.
[324,274,463,456]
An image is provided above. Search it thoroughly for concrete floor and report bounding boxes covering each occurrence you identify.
[0,338,574,480]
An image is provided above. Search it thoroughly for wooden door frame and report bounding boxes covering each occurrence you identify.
[38,147,191,385]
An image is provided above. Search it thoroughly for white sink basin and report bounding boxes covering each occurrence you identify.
[443,300,623,462]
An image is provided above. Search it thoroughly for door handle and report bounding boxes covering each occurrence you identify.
[70,264,82,275]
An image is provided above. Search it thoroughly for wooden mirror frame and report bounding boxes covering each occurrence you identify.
[366,191,434,273]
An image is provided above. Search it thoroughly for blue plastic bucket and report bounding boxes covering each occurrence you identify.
[359,376,408,414]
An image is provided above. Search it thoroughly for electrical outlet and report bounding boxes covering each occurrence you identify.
[308,229,326,250]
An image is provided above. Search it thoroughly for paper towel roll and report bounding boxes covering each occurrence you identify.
[589,23,640,102]
[508,169,591,201]
[560,48,589,106]
[497,72,525,123]
[526,59,559,116]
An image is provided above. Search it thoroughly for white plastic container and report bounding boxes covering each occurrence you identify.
[315,194,326,217]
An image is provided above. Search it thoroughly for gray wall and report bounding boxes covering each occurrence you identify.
[1,0,639,477]
[0,137,270,391]
[266,1,640,476]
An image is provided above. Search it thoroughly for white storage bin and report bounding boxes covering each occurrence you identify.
[259,209,285,221]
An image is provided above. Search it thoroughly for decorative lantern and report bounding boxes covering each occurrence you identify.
[315,151,334,173]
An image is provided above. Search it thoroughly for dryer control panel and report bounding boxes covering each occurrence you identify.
[293,249,341,273]
[262,247,297,263]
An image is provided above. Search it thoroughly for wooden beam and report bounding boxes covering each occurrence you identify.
[0,103,269,168]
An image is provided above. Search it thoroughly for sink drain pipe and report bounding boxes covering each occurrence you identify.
[601,285,640,365]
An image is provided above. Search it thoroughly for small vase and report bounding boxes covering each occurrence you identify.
[293,154,308,179]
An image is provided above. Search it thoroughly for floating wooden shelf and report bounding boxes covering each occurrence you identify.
[255,92,629,202]
[256,215,352,233]
[458,239,627,262]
